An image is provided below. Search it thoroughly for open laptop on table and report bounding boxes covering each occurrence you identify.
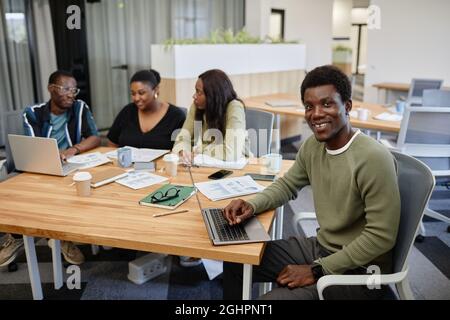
[8,134,82,176]
[187,166,271,246]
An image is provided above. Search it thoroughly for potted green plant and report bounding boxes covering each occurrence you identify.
[332,45,352,64]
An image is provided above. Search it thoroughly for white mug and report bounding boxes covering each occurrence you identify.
[163,153,179,177]
[73,172,92,197]
[263,153,282,174]
[357,108,370,121]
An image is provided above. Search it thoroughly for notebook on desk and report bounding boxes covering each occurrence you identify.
[8,134,82,176]
[91,167,128,188]
[187,166,270,246]
[139,184,196,210]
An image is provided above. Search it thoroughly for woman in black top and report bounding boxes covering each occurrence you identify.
[107,69,186,149]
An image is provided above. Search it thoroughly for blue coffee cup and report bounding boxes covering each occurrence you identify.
[118,147,132,168]
[396,100,406,114]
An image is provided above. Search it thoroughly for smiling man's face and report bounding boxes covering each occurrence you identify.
[303,84,352,150]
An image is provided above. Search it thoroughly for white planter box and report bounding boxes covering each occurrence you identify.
[151,44,306,79]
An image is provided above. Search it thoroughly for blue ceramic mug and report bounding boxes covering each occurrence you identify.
[118,147,132,168]
[396,100,406,114]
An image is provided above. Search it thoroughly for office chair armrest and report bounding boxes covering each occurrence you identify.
[292,212,317,237]
[293,212,317,221]
[316,269,409,300]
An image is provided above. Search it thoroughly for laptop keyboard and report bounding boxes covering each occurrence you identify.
[208,208,249,242]
[62,162,81,175]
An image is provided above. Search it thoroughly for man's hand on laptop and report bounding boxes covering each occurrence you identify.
[223,199,255,226]
[60,147,77,162]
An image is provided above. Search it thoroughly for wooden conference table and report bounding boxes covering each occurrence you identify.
[0,147,293,300]
[243,93,401,152]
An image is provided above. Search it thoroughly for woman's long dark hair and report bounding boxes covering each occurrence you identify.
[195,69,243,134]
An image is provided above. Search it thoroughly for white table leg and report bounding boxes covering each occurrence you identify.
[275,206,284,240]
[242,264,253,300]
[376,131,381,141]
[274,114,281,154]
[51,239,63,289]
[23,235,43,300]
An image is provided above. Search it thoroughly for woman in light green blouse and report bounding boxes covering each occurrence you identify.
[173,69,248,267]
[173,69,248,163]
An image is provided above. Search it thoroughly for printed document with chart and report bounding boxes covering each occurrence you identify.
[67,152,111,169]
[194,175,265,201]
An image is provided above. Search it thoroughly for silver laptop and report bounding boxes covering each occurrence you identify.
[187,166,271,246]
[8,134,81,176]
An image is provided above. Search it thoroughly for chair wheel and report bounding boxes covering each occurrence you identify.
[8,262,18,272]
[415,235,425,243]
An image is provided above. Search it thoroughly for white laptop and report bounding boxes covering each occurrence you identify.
[187,166,271,246]
[8,134,82,176]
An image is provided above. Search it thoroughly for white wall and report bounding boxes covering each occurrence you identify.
[245,0,271,39]
[333,0,352,38]
[365,0,450,102]
[245,0,333,71]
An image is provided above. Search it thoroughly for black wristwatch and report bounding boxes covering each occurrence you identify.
[311,263,324,281]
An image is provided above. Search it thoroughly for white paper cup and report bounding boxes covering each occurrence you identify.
[263,153,282,174]
[163,154,179,177]
[73,172,92,197]
[357,108,370,121]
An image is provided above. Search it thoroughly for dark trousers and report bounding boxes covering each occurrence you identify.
[223,236,388,300]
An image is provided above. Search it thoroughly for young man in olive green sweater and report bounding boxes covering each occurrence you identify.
[222,65,401,300]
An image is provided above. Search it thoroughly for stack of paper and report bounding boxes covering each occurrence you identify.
[193,154,248,170]
[67,152,112,169]
[194,175,265,201]
[374,112,403,121]
[115,171,168,190]
[104,147,169,162]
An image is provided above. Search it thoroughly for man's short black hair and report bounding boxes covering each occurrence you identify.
[300,65,352,103]
[48,70,75,85]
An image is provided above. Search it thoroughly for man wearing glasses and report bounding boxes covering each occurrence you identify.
[23,70,100,161]
[19,70,100,265]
